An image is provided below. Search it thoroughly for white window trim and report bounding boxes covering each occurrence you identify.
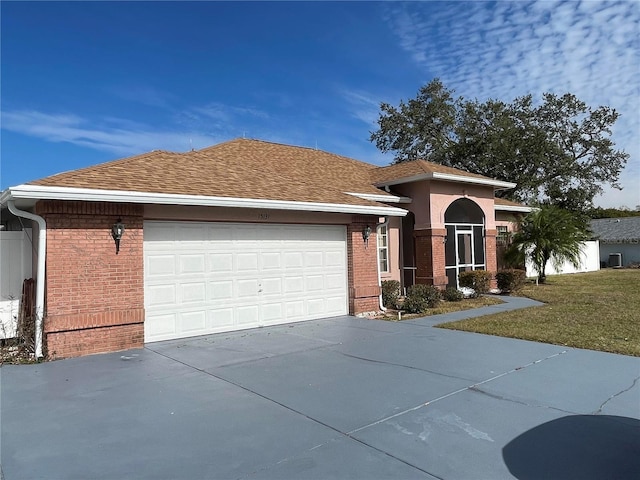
[377,224,389,274]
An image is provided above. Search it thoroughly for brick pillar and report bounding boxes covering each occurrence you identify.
[414,228,448,288]
[485,229,498,288]
[347,216,381,314]
[35,201,145,359]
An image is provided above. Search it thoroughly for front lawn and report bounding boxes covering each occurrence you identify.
[438,269,640,357]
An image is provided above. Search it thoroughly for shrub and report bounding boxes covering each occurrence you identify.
[496,269,527,293]
[458,270,492,297]
[403,284,441,313]
[443,287,464,302]
[381,280,401,308]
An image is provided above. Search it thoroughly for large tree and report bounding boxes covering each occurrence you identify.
[504,205,590,283]
[371,80,629,212]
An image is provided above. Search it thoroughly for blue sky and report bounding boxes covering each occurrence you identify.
[1,0,638,208]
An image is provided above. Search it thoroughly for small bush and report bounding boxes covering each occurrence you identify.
[443,287,464,302]
[459,270,492,297]
[403,284,441,313]
[381,280,401,308]
[496,269,527,293]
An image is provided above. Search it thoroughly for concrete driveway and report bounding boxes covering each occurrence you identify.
[2,297,639,479]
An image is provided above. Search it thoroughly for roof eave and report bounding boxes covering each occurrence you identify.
[494,204,533,213]
[5,185,408,217]
[374,172,516,190]
[345,192,412,204]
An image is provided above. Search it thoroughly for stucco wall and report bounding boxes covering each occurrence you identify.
[380,216,402,283]
[428,181,496,230]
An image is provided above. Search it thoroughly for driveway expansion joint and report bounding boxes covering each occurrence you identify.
[335,350,475,382]
[592,375,640,415]
[146,346,443,479]
[468,385,577,415]
[348,350,568,436]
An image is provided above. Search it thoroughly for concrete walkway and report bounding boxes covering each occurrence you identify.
[2,296,639,479]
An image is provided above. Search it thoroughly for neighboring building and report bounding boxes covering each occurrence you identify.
[590,217,640,267]
[0,138,529,359]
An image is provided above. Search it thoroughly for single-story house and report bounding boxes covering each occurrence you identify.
[0,138,529,359]
[590,217,640,267]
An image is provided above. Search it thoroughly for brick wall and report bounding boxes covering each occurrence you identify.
[414,228,448,288]
[35,201,144,359]
[347,216,381,314]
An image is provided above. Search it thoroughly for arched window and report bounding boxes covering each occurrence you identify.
[444,199,486,288]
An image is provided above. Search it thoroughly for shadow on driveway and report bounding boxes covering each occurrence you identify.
[503,415,640,479]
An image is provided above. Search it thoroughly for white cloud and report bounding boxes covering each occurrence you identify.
[339,89,382,126]
[191,102,270,122]
[383,0,640,207]
[1,110,222,156]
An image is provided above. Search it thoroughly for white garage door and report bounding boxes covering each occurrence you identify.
[143,221,348,342]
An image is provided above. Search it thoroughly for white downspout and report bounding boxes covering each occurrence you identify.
[8,200,46,359]
[377,217,388,312]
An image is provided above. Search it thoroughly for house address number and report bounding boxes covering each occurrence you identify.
[258,213,270,220]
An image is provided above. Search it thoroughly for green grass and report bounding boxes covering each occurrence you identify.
[439,269,640,357]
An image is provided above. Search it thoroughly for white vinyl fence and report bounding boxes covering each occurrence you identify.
[0,229,32,339]
[525,240,600,278]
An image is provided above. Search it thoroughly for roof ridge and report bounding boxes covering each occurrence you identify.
[196,137,377,170]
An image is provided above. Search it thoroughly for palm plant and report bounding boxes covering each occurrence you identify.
[504,205,590,283]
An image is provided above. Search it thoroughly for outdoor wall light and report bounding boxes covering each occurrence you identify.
[111,218,125,254]
[362,225,372,247]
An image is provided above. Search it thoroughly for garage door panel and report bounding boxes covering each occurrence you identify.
[284,252,303,268]
[144,222,347,342]
[180,311,207,333]
[208,253,233,273]
[307,299,325,316]
[304,251,324,268]
[326,296,348,315]
[176,225,208,243]
[325,273,346,289]
[236,305,259,325]
[325,251,346,267]
[180,282,206,303]
[209,308,234,329]
[305,275,324,291]
[147,255,176,277]
[207,225,233,242]
[237,279,259,297]
[236,253,259,271]
[146,313,177,338]
[261,277,282,295]
[261,252,281,269]
[285,301,305,318]
[147,284,176,307]
[210,280,233,300]
[144,224,177,243]
[284,277,304,293]
[179,254,206,274]
[262,303,283,322]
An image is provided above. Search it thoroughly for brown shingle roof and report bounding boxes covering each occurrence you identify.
[25,139,518,209]
[28,139,394,207]
[494,198,528,208]
[372,159,504,185]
